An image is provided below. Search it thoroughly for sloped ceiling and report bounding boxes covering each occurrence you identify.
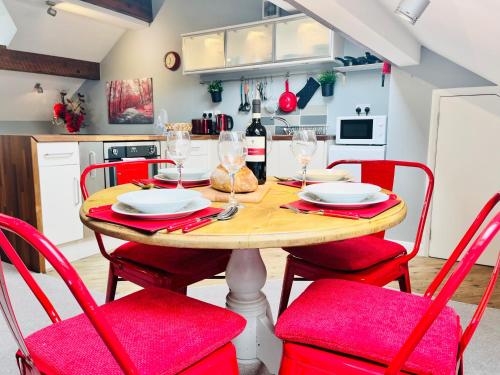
[377,0,500,85]
[4,0,125,62]
[0,0,128,121]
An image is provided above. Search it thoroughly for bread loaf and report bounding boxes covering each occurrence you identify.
[210,165,258,193]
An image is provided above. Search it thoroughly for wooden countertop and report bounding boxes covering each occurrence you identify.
[1,134,335,142]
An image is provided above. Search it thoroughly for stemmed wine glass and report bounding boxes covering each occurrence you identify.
[218,131,247,207]
[166,131,191,189]
[291,130,318,189]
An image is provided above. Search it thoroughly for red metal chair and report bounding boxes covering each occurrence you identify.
[81,159,231,302]
[0,213,245,374]
[276,192,500,375]
[278,160,434,316]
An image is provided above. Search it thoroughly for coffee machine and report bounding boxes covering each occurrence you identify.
[192,112,216,135]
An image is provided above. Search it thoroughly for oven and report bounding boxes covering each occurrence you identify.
[103,141,161,187]
[336,116,387,145]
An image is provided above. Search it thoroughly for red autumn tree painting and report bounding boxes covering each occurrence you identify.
[107,78,154,124]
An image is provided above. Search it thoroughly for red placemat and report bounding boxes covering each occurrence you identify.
[142,178,211,189]
[86,205,223,234]
[281,196,401,219]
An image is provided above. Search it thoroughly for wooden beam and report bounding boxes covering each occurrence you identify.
[0,46,100,80]
[81,0,153,23]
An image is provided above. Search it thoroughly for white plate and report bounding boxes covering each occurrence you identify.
[293,169,351,183]
[154,174,210,184]
[304,182,381,203]
[117,189,201,214]
[158,168,210,180]
[111,198,211,220]
[293,176,351,184]
[298,191,389,209]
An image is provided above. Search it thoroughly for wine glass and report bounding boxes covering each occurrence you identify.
[291,130,317,189]
[166,131,191,189]
[218,131,247,207]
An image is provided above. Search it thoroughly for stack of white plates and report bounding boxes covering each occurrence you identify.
[155,168,210,183]
[293,169,352,183]
[299,182,389,209]
[112,189,210,220]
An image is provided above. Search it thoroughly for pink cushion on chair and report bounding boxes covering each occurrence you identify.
[25,287,245,375]
[276,279,461,375]
[286,235,407,271]
[112,242,231,275]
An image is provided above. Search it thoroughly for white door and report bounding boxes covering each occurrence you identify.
[38,164,84,245]
[429,94,500,265]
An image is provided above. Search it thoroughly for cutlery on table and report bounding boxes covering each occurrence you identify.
[283,204,360,219]
[166,205,237,232]
[274,176,294,182]
[132,180,164,189]
[182,205,238,233]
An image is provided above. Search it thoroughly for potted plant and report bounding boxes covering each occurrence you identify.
[318,71,336,97]
[208,80,223,103]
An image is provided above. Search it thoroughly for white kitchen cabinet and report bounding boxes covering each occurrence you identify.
[226,23,273,67]
[182,14,343,75]
[182,31,225,72]
[268,140,330,177]
[37,142,83,245]
[275,17,331,61]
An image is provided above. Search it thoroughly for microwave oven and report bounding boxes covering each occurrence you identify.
[335,116,387,145]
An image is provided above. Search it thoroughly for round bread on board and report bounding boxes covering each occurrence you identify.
[210,165,258,193]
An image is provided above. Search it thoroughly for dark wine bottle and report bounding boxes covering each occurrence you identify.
[246,98,267,185]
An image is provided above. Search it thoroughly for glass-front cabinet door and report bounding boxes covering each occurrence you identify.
[275,17,331,61]
[226,24,274,67]
[182,31,225,72]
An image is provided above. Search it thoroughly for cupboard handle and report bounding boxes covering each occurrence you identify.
[73,177,80,206]
[89,151,97,178]
[44,152,73,159]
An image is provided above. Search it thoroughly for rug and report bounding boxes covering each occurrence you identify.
[0,263,498,374]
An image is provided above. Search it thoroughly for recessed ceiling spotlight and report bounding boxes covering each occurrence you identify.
[46,1,57,17]
[395,0,430,24]
[34,83,44,94]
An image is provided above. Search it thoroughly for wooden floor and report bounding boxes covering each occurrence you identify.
[49,249,500,308]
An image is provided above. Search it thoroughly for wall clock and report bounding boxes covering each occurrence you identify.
[164,51,181,71]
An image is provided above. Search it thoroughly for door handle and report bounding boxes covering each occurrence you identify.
[44,152,74,159]
[73,177,80,206]
[89,151,97,178]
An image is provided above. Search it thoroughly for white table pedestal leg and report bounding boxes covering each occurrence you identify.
[226,249,282,374]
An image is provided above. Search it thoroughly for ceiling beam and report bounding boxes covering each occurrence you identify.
[285,0,421,66]
[80,0,153,23]
[0,46,100,80]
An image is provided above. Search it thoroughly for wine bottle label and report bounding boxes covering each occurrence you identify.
[246,136,265,162]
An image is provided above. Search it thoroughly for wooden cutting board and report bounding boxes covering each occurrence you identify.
[196,182,272,203]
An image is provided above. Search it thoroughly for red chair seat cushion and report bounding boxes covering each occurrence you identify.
[112,242,231,275]
[25,287,246,375]
[286,235,407,271]
[276,279,461,375]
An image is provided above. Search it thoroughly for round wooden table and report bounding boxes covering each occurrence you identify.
[81,182,407,372]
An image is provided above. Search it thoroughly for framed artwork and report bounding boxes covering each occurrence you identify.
[106,78,154,124]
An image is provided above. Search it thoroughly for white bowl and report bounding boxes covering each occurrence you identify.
[117,189,202,214]
[158,168,209,180]
[304,182,381,203]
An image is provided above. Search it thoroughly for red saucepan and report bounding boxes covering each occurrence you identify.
[279,79,297,113]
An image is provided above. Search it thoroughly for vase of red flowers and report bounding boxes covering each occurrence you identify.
[52,92,86,133]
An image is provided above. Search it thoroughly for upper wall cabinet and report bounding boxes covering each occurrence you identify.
[275,17,331,61]
[182,31,225,72]
[181,15,343,75]
[226,24,274,67]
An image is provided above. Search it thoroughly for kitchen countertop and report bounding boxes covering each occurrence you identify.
[2,134,335,142]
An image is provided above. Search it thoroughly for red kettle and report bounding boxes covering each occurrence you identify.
[216,114,234,133]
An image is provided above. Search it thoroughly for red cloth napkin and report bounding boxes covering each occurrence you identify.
[281,196,401,219]
[86,205,223,234]
[278,180,320,188]
[142,178,211,189]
